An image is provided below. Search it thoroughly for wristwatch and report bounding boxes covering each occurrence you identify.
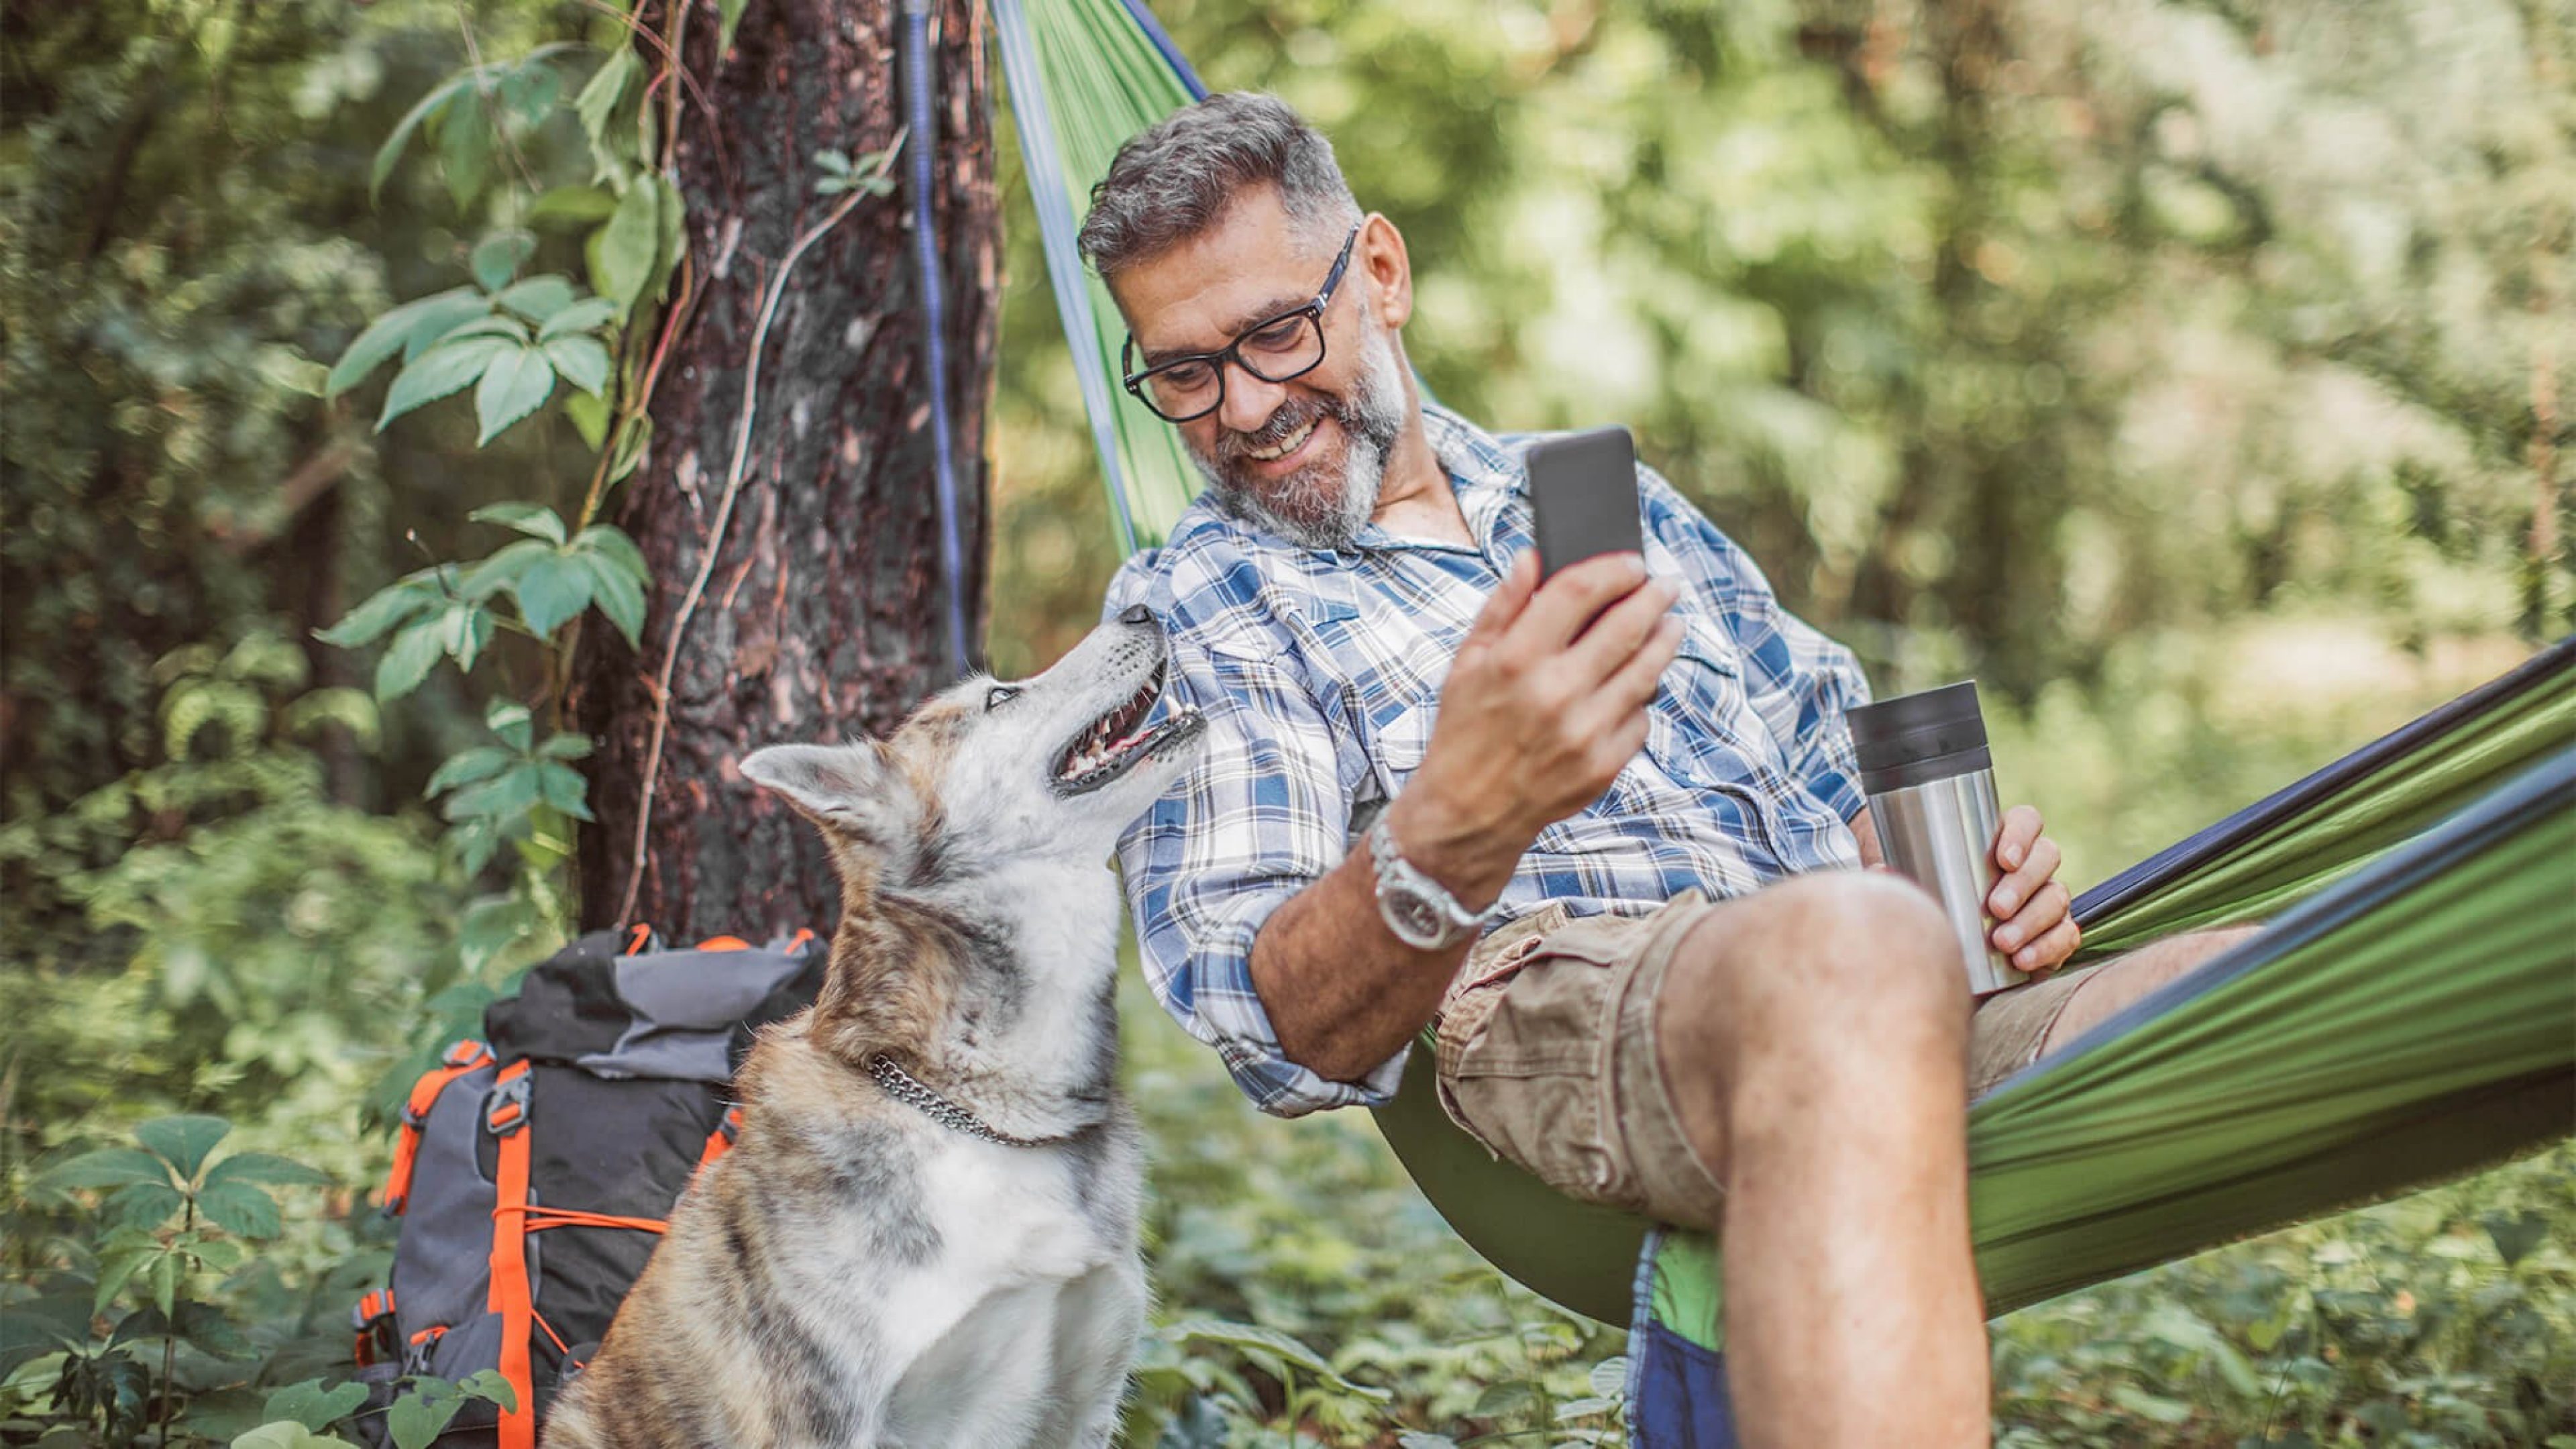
[1368,815,1485,951]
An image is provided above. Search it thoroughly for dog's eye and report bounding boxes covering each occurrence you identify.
[984,685,1022,712]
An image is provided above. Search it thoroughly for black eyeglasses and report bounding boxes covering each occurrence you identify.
[1121,224,1361,423]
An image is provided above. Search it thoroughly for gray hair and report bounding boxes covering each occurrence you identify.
[1079,92,1362,280]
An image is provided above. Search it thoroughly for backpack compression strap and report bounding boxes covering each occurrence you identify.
[485,1059,539,1449]
[379,1040,494,1215]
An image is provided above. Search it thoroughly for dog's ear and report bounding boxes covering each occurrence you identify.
[740,741,918,852]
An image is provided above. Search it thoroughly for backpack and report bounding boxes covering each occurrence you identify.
[349,926,826,1448]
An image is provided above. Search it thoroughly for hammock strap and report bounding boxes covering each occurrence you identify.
[902,0,973,676]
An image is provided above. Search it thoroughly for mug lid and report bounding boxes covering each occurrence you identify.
[1847,680,1987,775]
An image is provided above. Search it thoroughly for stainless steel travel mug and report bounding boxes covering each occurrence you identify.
[1847,681,2025,997]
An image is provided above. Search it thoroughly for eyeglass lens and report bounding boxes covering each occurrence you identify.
[1140,312,1326,421]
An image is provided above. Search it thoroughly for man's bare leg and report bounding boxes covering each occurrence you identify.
[2035,926,2263,1057]
[1654,872,1989,1449]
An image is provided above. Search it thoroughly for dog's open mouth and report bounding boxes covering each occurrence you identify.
[1053,663,1205,796]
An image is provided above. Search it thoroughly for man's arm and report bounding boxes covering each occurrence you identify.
[1250,549,1683,1083]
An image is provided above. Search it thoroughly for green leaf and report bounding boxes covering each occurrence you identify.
[426,314,532,347]
[441,765,543,825]
[171,1301,256,1360]
[1470,1381,1537,1418]
[264,1378,370,1432]
[441,602,496,673]
[537,733,594,761]
[717,0,750,55]
[233,1422,361,1449]
[573,50,643,173]
[574,550,645,647]
[374,619,447,701]
[468,502,568,545]
[457,1369,519,1411]
[426,747,515,800]
[33,1148,170,1193]
[203,1152,331,1191]
[472,347,557,445]
[596,180,661,313]
[527,184,619,229]
[148,1251,180,1316]
[1162,1320,1388,1399]
[470,232,537,292]
[1588,1356,1628,1399]
[136,1115,230,1180]
[385,1389,462,1449]
[535,762,594,821]
[315,580,435,649]
[486,700,535,752]
[564,388,612,451]
[326,288,484,397]
[107,1181,186,1230]
[94,1240,156,1313]
[607,414,652,482]
[378,337,513,430]
[460,538,555,599]
[539,296,620,340]
[197,1181,284,1240]
[514,554,595,637]
[572,523,648,578]
[493,275,577,325]
[2107,1383,2194,1426]
[372,72,477,199]
[433,91,494,212]
[544,335,611,395]
[2484,1211,2548,1267]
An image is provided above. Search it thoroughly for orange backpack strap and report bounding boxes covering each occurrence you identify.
[694,1106,745,1178]
[379,1040,493,1216]
[484,1059,538,1449]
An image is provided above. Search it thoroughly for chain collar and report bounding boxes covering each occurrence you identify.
[866,1054,1075,1148]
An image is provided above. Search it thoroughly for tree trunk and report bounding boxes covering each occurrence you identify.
[572,0,997,942]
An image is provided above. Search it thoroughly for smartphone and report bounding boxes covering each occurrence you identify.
[1527,425,1645,582]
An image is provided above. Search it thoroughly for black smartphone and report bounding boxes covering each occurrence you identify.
[1527,425,1646,581]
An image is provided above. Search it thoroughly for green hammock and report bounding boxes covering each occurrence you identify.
[990,0,2576,1358]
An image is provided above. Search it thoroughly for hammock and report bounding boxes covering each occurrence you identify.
[986,3,2576,1437]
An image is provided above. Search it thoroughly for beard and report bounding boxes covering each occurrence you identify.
[1187,321,1407,553]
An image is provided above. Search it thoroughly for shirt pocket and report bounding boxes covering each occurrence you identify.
[1365,697,1438,804]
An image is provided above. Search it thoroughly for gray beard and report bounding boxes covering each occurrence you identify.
[1190,323,1407,553]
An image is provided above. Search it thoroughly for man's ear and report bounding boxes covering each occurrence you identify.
[740,741,916,849]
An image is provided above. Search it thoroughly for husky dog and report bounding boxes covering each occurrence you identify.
[545,606,1204,1448]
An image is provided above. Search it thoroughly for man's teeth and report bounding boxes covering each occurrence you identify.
[1246,417,1318,462]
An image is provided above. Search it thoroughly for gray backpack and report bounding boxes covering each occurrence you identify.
[351,926,824,1448]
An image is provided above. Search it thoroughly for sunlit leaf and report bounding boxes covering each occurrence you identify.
[574,550,646,647]
[539,296,620,341]
[486,700,535,753]
[596,180,661,314]
[374,618,447,701]
[527,184,619,229]
[264,1377,370,1432]
[545,335,611,396]
[326,287,483,396]
[203,1152,331,1191]
[460,538,555,599]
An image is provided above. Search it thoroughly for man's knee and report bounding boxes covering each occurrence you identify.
[1661,872,1966,1069]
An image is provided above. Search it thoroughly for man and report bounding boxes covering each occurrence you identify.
[1089,92,2246,1447]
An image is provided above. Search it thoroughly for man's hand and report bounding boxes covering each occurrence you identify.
[1987,805,2078,977]
[1385,550,1683,905]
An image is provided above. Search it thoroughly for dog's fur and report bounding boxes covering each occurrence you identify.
[545,613,1202,1448]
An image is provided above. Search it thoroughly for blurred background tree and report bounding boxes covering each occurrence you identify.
[5,0,2570,1442]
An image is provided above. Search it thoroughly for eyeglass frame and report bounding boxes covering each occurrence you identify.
[1119,223,1363,424]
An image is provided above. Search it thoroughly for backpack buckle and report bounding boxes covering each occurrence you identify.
[484,1073,532,1136]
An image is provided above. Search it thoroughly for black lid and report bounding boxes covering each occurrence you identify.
[1847,680,1990,792]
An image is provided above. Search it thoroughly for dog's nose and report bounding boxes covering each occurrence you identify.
[1118,604,1154,627]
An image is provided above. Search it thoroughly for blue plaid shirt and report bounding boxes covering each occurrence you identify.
[1105,404,1872,1117]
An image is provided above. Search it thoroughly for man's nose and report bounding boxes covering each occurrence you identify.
[1118,604,1153,627]
[1216,360,1288,435]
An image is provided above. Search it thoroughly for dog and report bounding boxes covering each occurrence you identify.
[545,606,1205,1448]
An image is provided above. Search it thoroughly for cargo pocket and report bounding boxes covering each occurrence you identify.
[1434,912,1651,1212]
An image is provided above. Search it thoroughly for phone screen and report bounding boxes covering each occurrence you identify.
[1527,425,1645,581]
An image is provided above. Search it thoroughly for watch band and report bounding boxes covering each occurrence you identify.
[1368,816,1485,951]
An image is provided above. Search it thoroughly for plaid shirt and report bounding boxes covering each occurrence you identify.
[1104,404,1872,1117]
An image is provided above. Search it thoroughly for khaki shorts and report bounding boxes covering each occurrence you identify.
[1432,892,2098,1229]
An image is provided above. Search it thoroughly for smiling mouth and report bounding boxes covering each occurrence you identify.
[1053,662,1207,796]
[1242,415,1320,464]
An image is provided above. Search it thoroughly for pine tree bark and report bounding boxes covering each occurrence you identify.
[571,0,997,941]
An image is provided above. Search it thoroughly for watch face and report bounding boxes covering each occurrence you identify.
[1391,892,1444,944]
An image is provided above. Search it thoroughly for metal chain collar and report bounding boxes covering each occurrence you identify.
[865,1054,1068,1149]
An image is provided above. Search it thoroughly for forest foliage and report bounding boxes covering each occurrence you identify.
[3,0,2571,1444]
